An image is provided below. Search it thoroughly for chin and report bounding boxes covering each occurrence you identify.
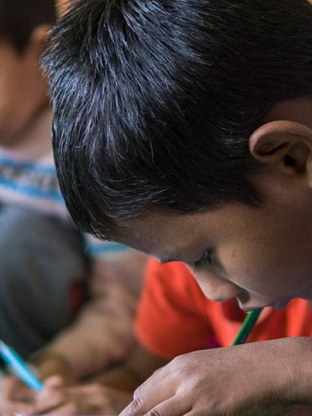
[237,301,260,312]
[240,299,291,312]
[240,305,263,312]
[237,297,263,312]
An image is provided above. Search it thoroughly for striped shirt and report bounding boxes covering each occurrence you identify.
[0,149,127,259]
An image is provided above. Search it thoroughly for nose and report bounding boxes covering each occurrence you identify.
[193,271,242,302]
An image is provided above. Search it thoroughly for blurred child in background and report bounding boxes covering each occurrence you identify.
[0,0,146,410]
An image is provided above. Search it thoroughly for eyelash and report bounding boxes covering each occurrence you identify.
[194,249,213,271]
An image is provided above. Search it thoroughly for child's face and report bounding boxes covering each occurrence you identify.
[116,173,312,311]
[0,39,47,146]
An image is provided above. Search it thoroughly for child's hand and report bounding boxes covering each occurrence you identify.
[0,355,73,416]
[24,377,133,415]
[119,339,308,416]
[33,353,74,386]
[0,375,38,416]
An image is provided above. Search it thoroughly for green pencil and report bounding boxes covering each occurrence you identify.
[232,308,263,346]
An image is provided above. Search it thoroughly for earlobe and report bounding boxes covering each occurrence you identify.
[249,120,312,176]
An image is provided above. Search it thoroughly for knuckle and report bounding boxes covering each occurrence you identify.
[152,367,162,377]
[171,354,187,370]
[169,357,188,377]
[128,396,145,414]
[133,385,143,399]
[147,409,163,416]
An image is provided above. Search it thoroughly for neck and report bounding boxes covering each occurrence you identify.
[2,105,53,159]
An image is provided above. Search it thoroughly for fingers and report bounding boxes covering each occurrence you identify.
[1,376,36,402]
[1,400,36,416]
[23,382,110,416]
[42,375,66,389]
[23,379,67,416]
[119,394,191,416]
[0,376,38,416]
[1,374,73,416]
[35,354,74,386]
[118,370,177,416]
[34,401,77,415]
[66,383,119,415]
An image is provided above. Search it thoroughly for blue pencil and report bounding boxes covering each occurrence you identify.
[0,340,43,391]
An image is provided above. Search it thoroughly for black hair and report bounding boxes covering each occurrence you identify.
[44,0,312,240]
[0,0,56,54]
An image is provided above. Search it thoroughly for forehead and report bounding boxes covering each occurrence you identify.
[115,204,257,261]
[113,191,293,261]
[116,210,200,260]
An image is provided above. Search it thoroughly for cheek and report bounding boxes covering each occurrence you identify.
[0,73,24,122]
[0,72,40,141]
[0,88,17,137]
[221,243,312,299]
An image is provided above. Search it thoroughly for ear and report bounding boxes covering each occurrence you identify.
[249,120,312,179]
[26,24,51,58]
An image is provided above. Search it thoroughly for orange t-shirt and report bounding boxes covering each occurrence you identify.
[135,258,312,359]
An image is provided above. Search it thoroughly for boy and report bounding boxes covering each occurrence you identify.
[20,260,312,415]
[0,0,146,412]
[45,0,312,415]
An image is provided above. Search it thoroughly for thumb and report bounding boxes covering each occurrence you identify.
[43,375,65,390]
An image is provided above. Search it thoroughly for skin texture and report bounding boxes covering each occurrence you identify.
[102,98,312,416]
[23,377,133,416]
[0,28,75,416]
[119,340,312,416]
[113,98,312,312]
[1,342,168,416]
[0,33,49,148]
[116,186,312,312]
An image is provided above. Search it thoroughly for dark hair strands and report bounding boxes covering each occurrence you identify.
[44,0,312,241]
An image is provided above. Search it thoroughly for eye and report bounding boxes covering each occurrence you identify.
[194,249,213,272]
